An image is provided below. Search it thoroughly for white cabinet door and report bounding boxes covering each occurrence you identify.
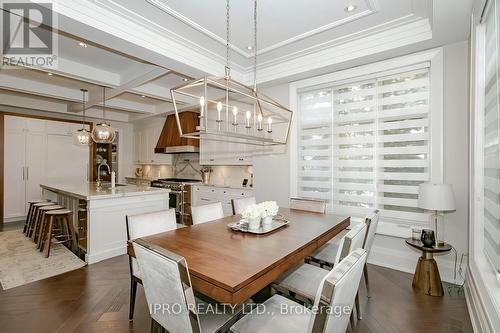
[200,138,252,166]
[134,129,142,164]
[150,124,172,165]
[46,134,89,182]
[4,128,26,218]
[25,131,47,207]
[140,131,149,164]
[200,138,217,165]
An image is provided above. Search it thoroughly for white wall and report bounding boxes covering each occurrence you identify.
[254,41,470,283]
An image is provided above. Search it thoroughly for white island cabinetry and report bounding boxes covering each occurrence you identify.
[41,183,169,264]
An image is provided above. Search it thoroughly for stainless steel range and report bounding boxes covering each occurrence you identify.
[150,178,200,225]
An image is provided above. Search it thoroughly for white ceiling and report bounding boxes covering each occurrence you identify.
[0,0,475,122]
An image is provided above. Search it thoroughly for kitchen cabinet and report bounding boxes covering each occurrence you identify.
[3,116,89,220]
[134,122,172,165]
[200,138,253,166]
[192,185,253,216]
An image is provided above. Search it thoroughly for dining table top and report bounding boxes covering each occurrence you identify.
[127,208,350,305]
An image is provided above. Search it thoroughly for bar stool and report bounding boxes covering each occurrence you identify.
[23,200,48,234]
[26,202,54,238]
[34,205,64,246]
[40,209,76,258]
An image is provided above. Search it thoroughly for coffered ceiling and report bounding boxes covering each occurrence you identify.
[0,0,475,122]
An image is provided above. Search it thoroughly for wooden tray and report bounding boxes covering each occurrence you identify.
[227,217,289,234]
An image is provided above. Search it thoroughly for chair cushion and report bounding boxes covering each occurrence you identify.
[310,229,348,265]
[197,297,243,333]
[230,295,311,333]
[275,263,329,301]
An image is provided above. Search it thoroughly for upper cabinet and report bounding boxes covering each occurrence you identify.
[134,121,172,165]
[200,138,253,166]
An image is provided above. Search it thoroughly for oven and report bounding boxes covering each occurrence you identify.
[151,178,198,225]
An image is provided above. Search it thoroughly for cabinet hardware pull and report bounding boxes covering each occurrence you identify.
[22,167,24,180]
[239,158,244,161]
[26,167,29,180]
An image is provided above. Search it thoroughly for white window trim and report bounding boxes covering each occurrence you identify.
[289,48,444,238]
[470,16,500,324]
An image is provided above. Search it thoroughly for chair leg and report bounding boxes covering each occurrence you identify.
[23,204,34,234]
[44,216,55,258]
[355,291,362,320]
[349,310,355,330]
[129,279,138,320]
[364,263,371,298]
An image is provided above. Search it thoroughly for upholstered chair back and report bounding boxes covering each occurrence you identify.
[289,198,326,214]
[363,210,380,254]
[232,197,257,215]
[308,249,368,333]
[133,239,201,333]
[334,222,367,265]
[191,202,224,225]
[126,209,178,278]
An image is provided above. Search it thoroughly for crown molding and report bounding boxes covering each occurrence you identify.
[51,1,431,86]
[145,0,380,58]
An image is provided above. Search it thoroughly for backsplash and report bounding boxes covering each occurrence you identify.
[136,153,253,188]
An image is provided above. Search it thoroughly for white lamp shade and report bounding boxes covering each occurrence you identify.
[418,183,456,211]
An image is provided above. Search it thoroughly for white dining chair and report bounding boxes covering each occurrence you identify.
[289,197,326,214]
[311,210,379,269]
[126,208,178,320]
[230,249,368,333]
[360,210,379,298]
[191,202,224,225]
[133,238,243,333]
[272,222,367,305]
[231,197,256,215]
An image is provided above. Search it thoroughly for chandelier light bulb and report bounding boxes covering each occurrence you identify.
[216,102,223,122]
[267,117,273,133]
[199,96,205,117]
[245,110,251,128]
[232,106,238,126]
[257,113,263,131]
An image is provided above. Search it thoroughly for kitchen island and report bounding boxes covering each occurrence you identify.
[40,182,170,264]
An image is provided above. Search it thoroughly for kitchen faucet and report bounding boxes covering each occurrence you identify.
[96,161,111,187]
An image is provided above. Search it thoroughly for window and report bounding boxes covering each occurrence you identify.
[483,4,500,274]
[296,65,433,226]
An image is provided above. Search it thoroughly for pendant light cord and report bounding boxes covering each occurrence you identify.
[80,89,88,127]
[102,86,106,122]
[253,0,257,90]
[225,0,231,78]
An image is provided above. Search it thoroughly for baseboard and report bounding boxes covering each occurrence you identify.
[464,269,494,333]
[86,246,126,264]
[369,243,464,284]
[3,216,26,223]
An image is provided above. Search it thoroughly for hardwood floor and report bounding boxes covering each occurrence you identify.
[0,255,473,333]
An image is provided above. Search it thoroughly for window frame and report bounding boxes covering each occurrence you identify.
[289,48,444,238]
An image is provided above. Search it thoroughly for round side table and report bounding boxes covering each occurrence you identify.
[405,238,452,297]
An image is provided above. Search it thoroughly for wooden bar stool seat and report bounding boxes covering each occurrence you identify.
[40,209,77,258]
[23,200,49,235]
[27,202,54,238]
[35,205,64,247]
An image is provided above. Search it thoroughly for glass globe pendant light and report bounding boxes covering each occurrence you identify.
[91,86,116,144]
[73,89,92,145]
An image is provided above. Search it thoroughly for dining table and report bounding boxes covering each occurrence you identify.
[127,207,350,305]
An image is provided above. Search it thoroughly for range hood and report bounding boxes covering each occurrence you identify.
[155,112,200,154]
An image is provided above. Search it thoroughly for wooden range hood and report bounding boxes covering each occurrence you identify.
[155,111,200,154]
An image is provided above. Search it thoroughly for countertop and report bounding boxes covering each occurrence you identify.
[194,184,254,191]
[40,182,170,200]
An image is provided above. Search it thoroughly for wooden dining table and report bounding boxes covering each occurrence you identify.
[127,208,349,305]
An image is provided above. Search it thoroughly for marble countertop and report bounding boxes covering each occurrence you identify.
[194,184,253,191]
[40,182,170,200]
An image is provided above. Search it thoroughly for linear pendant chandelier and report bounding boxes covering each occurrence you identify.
[170,0,293,146]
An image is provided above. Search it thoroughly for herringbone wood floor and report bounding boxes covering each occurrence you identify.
[0,254,473,333]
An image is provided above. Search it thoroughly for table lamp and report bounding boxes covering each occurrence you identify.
[418,183,456,247]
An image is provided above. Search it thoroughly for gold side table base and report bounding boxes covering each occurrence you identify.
[412,252,444,297]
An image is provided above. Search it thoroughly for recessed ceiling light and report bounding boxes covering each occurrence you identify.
[246,45,253,50]
[47,73,53,76]
[141,95,146,98]
[78,41,88,48]
[345,4,357,12]
[182,78,189,82]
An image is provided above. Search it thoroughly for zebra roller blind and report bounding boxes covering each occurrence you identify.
[298,65,431,225]
[483,4,500,274]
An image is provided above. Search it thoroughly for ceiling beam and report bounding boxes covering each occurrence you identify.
[76,67,171,112]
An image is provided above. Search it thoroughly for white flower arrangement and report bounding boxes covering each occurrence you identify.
[242,204,264,221]
[241,201,279,221]
[259,201,279,217]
